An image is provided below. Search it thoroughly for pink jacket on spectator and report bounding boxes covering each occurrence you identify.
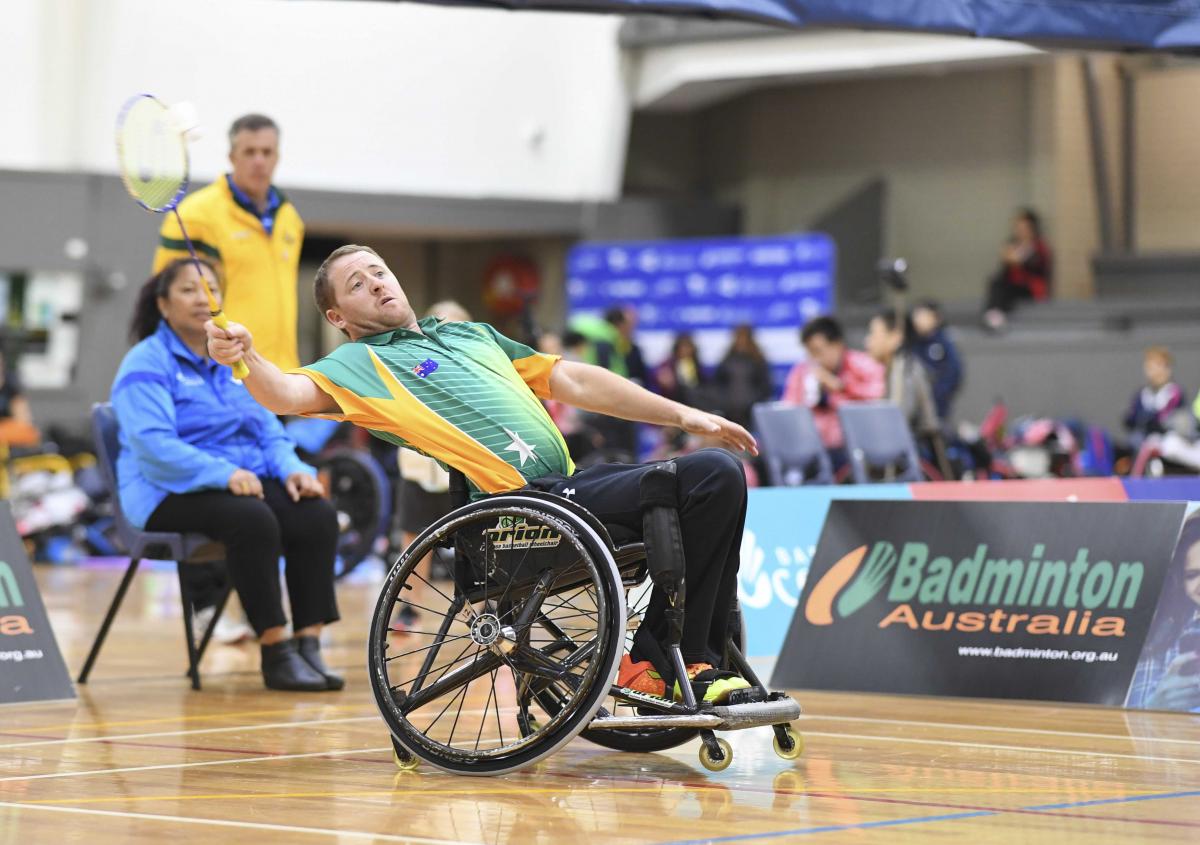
[782,349,886,448]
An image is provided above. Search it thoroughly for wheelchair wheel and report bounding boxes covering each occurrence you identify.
[368,496,626,775]
[581,586,748,754]
[316,447,390,579]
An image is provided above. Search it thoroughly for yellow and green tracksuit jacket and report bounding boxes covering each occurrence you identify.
[294,318,574,495]
[152,176,304,370]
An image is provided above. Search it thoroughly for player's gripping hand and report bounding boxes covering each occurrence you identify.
[205,319,252,367]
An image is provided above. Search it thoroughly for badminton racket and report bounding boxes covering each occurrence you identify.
[116,93,249,379]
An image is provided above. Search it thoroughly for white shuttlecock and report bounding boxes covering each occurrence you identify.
[168,101,204,142]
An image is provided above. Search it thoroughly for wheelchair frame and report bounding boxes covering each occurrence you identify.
[367,466,802,775]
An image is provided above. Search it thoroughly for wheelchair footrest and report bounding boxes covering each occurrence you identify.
[589,693,802,732]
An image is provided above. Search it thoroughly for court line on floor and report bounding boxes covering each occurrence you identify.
[0,715,380,749]
[0,801,483,844]
[657,788,1200,843]
[1,704,366,735]
[0,746,394,783]
[797,713,1200,747]
[8,785,692,806]
[801,730,1200,766]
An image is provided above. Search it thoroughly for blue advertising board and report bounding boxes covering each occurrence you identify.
[738,484,912,657]
[566,234,836,379]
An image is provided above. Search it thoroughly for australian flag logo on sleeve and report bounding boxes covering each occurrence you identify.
[412,358,439,378]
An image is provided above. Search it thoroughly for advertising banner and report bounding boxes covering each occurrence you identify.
[566,234,835,384]
[738,484,911,657]
[0,502,75,705]
[772,500,1186,706]
[1125,510,1200,713]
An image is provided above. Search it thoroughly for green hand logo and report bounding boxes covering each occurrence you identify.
[835,541,896,618]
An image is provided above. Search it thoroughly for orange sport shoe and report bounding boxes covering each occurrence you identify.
[617,656,751,705]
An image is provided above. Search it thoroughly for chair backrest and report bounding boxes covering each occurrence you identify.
[751,401,834,485]
[837,401,923,484]
[91,402,138,544]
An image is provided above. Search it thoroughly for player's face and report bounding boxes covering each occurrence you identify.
[228,128,279,199]
[161,263,219,339]
[326,251,418,339]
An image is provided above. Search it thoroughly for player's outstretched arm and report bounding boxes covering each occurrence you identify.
[548,359,758,455]
[205,320,337,416]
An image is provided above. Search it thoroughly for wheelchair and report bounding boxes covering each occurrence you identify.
[367,462,803,776]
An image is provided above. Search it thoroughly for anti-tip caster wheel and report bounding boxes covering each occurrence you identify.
[698,737,733,772]
[392,738,420,771]
[773,726,803,760]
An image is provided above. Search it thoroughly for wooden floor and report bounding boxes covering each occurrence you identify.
[2,563,1198,844]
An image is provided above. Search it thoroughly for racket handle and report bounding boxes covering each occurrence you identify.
[210,311,251,380]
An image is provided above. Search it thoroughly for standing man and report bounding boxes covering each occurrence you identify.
[153,113,304,370]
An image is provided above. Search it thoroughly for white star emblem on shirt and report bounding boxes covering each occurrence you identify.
[503,428,537,467]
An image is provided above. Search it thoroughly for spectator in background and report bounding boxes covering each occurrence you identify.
[782,316,885,452]
[864,310,940,436]
[112,258,340,692]
[0,352,39,449]
[153,113,304,370]
[606,306,648,386]
[910,300,963,421]
[655,333,709,408]
[713,324,773,430]
[1123,346,1184,451]
[982,208,1052,332]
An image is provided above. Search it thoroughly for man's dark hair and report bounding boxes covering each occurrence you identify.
[604,306,628,328]
[801,315,844,346]
[313,244,384,318]
[228,113,279,146]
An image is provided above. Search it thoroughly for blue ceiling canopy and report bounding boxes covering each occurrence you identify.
[394,1,1200,51]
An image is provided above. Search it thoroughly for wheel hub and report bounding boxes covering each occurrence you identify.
[470,613,502,646]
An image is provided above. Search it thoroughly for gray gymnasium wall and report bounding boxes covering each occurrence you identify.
[0,170,739,434]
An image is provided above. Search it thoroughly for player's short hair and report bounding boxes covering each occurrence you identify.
[314,244,384,317]
[228,113,279,147]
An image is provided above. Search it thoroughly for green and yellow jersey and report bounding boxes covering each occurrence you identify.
[294,318,574,495]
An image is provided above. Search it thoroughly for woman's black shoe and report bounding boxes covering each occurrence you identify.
[296,635,345,690]
[261,639,331,692]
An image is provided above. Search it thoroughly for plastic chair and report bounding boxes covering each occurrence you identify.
[751,402,834,485]
[77,403,229,690]
[837,401,924,484]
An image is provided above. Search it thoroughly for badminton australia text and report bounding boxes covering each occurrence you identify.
[806,541,1144,637]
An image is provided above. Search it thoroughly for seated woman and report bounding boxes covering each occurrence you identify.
[111,258,341,692]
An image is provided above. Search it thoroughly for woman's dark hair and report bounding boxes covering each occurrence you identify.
[873,309,916,349]
[801,315,844,346]
[728,323,766,364]
[1145,514,1200,654]
[671,333,699,361]
[129,257,219,342]
[1017,207,1042,238]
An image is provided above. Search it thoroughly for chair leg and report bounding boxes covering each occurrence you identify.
[194,583,233,668]
[77,557,142,684]
[177,564,202,691]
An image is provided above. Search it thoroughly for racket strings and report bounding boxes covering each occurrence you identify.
[117,96,188,213]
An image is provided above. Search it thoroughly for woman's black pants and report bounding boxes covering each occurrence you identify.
[147,480,340,636]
